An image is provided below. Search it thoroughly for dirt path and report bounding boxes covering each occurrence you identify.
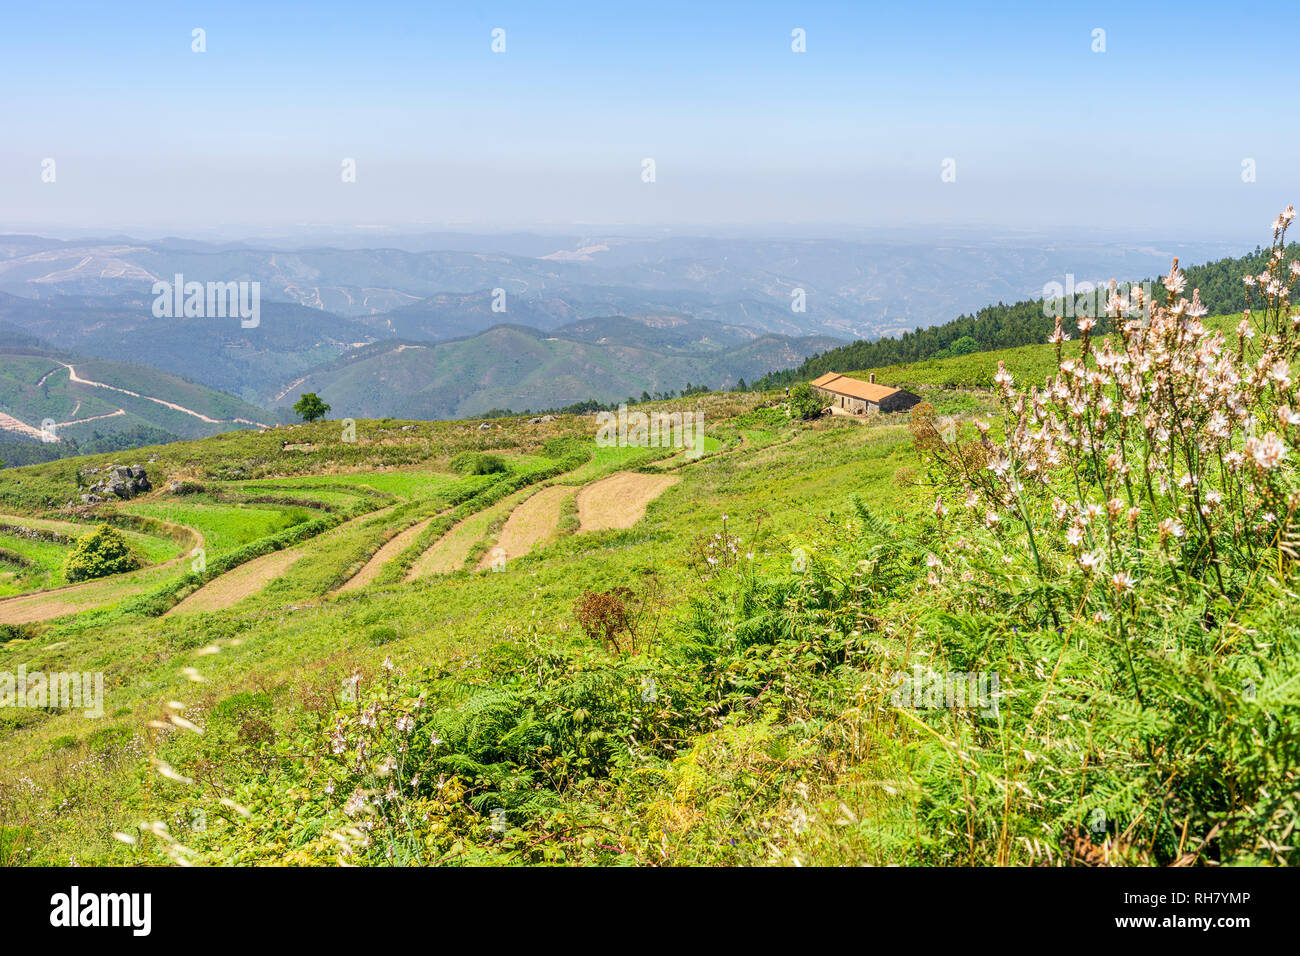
[336,514,437,592]
[62,363,270,429]
[0,411,49,441]
[57,409,126,427]
[168,506,395,615]
[1,362,271,439]
[0,589,118,624]
[474,486,573,570]
[576,472,680,532]
[272,375,309,404]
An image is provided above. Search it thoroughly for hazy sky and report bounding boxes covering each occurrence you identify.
[2,0,1296,241]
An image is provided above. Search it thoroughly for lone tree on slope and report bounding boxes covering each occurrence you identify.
[293,393,331,423]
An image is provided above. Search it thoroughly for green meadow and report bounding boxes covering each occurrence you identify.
[0,321,1297,867]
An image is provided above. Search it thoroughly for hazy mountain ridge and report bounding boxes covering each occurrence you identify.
[0,232,1239,339]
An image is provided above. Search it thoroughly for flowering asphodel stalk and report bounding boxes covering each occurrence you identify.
[936,207,1299,626]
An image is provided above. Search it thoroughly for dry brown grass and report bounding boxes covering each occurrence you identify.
[473,485,573,570]
[575,472,680,532]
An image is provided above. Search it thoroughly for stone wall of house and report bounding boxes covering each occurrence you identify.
[879,390,922,413]
[818,385,924,415]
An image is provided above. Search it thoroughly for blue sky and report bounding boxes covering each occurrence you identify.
[1,1,1295,239]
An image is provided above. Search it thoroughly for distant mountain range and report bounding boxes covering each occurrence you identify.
[0,228,1249,461]
[0,232,1240,337]
[0,289,839,418]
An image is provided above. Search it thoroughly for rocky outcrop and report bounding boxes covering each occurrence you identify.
[81,464,151,503]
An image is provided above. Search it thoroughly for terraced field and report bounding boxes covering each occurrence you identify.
[336,513,438,593]
[0,394,786,638]
[0,432,682,626]
[0,510,192,609]
[0,397,774,626]
[473,485,574,570]
[0,562,181,624]
[0,464,470,623]
[575,472,680,532]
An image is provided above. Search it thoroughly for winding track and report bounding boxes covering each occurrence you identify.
[58,363,270,428]
[0,362,271,443]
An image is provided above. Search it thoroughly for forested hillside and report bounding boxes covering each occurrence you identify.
[757,242,1298,388]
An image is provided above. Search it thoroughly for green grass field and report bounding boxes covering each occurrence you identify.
[0,513,185,598]
[122,500,307,555]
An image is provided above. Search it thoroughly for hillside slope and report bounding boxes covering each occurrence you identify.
[757,243,1300,388]
[0,292,377,407]
[280,324,841,418]
[0,346,273,463]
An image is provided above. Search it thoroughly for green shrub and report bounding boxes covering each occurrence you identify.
[0,623,37,642]
[210,691,275,725]
[206,463,250,481]
[368,626,399,646]
[948,334,979,355]
[62,524,141,582]
[202,692,278,757]
[542,436,585,459]
[448,452,507,475]
[0,546,31,568]
[789,382,829,420]
[270,506,315,533]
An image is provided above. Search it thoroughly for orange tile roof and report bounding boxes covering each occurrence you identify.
[812,373,901,403]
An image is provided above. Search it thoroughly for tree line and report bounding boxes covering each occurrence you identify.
[755,243,1297,389]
